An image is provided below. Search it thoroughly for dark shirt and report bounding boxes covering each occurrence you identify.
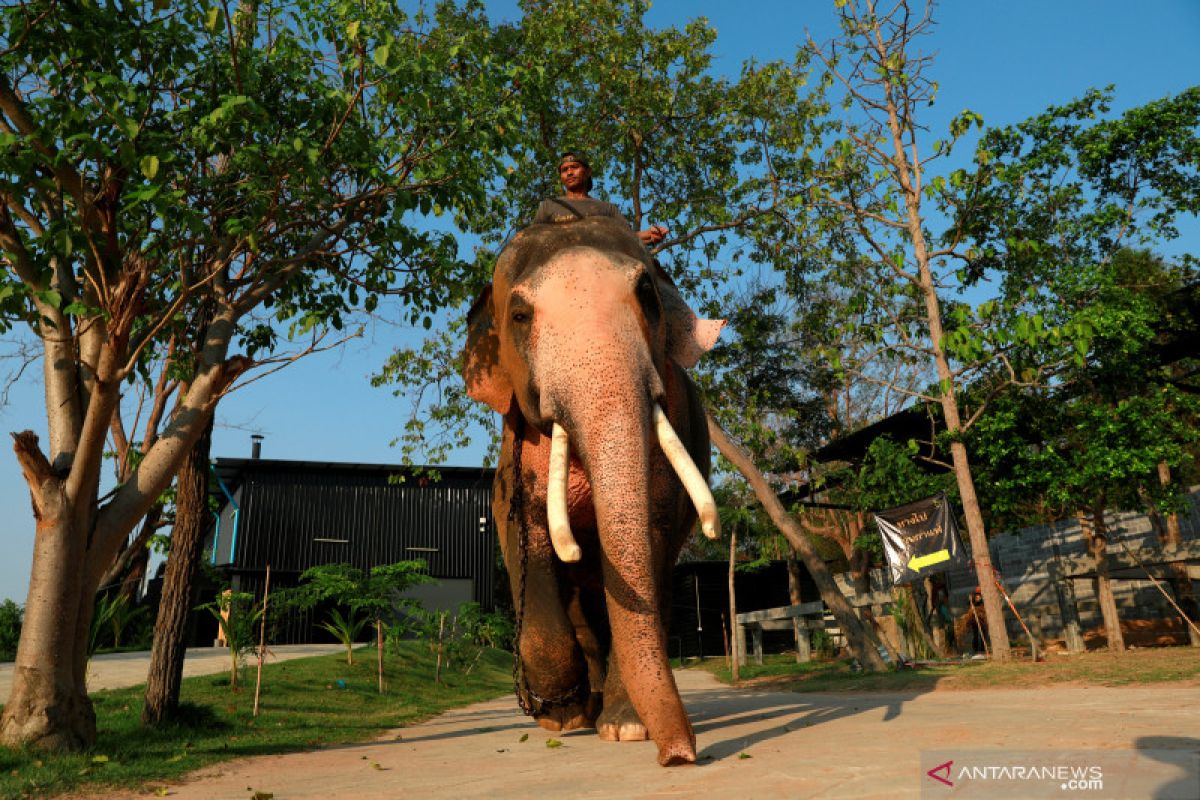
[533,197,629,227]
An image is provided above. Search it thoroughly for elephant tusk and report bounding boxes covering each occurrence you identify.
[547,422,583,562]
[653,404,720,540]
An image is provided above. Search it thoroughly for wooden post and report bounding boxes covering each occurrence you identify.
[252,565,271,717]
[728,528,739,680]
[720,612,730,672]
[435,611,446,685]
[751,625,763,666]
[377,618,385,694]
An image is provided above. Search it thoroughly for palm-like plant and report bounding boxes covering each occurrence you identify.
[200,591,262,690]
[319,608,371,665]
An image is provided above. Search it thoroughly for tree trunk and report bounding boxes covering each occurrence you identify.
[707,416,888,671]
[785,551,807,663]
[0,434,99,750]
[1081,505,1124,653]
[728,526,739,681]
[923,577,949,657]
[1155,462,1200,646]
[143,418,214,725]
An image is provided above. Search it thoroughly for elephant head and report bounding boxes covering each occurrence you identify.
[463,216,723,765]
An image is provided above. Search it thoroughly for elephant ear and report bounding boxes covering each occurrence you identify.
[462,286,514,414]
[656,269,725,368]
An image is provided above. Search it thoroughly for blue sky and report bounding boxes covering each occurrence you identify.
[1,0,1198,602]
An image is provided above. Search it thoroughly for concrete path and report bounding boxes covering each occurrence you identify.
[0,644,343,696]
[96,670,1200,799]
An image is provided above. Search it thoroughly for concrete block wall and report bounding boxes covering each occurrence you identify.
[937,489,1200,642]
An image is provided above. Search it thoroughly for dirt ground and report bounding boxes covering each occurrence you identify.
[91,666,1200,799]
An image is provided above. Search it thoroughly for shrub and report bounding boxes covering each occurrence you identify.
[0,599,22,662]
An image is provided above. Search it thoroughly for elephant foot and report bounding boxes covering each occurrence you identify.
[656,737,697,767]
[596,698,649,742]
[533,691,601,732]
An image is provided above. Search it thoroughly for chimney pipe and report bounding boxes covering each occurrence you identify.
[251,434,263,460]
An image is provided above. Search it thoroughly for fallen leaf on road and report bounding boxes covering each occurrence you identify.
[738,752,752,760]
[519,733,529,743]
[546,739,562,749]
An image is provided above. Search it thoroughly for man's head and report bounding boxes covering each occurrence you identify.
[557,151,593,195]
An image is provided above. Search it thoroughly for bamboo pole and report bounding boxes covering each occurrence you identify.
[252,565,271,717]
[1116,537,1200,641]
[969,599,990,658]
[994,578,1038,662]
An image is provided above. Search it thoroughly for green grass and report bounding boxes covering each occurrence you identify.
[0,641,512,799]
[686,646,1200,693]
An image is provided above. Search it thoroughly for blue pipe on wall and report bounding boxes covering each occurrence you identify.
[211,464,241,566]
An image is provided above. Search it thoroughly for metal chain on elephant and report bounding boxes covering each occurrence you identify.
[510,415,535,717]
[508,416,590,717]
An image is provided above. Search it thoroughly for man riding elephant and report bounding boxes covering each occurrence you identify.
[533,152,669,246]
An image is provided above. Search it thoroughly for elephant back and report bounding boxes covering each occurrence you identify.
[497,216,650,286]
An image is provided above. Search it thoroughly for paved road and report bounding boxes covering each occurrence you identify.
[95,669,1200,799]
[0,644,343,696]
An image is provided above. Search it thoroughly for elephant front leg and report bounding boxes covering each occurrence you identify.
[505,518,596,732]
[596,651,650,742]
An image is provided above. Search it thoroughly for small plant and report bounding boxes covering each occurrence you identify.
[198,590,262,690]
[89,593,127,657]
[0,599,22,662]
[414,603,515,682]
[811,628,835,660]
[456,602,514,651]
[319,607,371,666]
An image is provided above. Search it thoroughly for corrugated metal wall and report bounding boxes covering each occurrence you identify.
[212,462,497,643]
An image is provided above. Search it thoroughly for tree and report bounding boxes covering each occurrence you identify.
[950,79,1200,648]
[778,7,1199,662]
[967,251,1200,651]
[0,0,515,749]
[376,0,821,464]
[275,561,431,665]
[794,0,1016,658]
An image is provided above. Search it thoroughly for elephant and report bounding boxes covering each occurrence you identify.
[462,215,724,766]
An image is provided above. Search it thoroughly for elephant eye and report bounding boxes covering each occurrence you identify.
[508,292,534,326]
[636,273,660,319]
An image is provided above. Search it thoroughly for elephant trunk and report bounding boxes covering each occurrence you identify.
[568,397,697,766]
[548,410,717,563]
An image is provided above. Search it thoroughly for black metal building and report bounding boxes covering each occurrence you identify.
[204,457,497,643]
[668,560,820,660]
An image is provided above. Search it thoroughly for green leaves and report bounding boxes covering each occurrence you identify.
[139,155,160,179]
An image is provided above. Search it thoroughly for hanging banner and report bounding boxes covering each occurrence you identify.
[874,492,967,586]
